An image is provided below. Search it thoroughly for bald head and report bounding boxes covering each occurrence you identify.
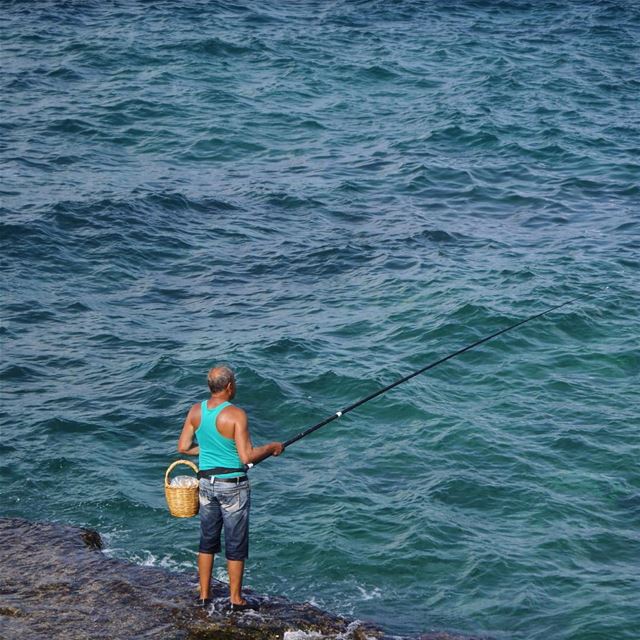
[207,365,235,394]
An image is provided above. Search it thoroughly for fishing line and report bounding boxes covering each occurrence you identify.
[249,296,582,468]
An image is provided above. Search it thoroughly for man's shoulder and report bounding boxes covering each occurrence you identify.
[188,401,202,424]
[224,403,246,417]
[220,403,247,428]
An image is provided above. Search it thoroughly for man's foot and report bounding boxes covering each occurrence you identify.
[230,599,259,612]
[195,597,212,607]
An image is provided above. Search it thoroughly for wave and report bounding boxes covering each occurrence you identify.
[172,35,266,57]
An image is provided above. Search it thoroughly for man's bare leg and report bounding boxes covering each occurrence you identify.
[227,559,245,604]
[198,552,214,599]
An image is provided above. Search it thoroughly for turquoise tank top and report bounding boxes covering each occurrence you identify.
[196,401,244,478]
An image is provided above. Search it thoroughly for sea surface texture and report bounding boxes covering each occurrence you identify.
[1,2,639,639]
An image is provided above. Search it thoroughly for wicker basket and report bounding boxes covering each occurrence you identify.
[164,459,200,518]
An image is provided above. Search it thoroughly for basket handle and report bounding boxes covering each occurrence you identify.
[165,459,199,487]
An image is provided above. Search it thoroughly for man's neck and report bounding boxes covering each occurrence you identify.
[208,392,230,404]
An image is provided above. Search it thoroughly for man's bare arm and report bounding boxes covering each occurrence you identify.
[232,408,284,465]
[177,404,200,456]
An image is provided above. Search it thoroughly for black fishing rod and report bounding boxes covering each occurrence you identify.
[250,296,581,468]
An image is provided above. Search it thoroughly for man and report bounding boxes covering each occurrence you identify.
[177,364,284,610]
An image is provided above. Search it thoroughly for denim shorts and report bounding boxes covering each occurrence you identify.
[198,477,250,560]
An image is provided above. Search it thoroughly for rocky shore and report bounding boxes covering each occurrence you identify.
[0,518,486,640]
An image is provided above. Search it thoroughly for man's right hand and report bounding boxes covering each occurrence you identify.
[271,442,285,456]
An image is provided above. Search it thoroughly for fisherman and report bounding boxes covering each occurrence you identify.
[177,364,284,611]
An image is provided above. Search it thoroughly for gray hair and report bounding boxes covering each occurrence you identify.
[207,365,235,393]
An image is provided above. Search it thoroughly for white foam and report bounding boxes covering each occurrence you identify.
[283,620,377,640]
[109,549,195,572]
[283,632,324,640]
[337,621,370,640]
[355,585,383,601]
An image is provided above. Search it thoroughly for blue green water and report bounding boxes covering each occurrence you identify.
[1,1,639,638]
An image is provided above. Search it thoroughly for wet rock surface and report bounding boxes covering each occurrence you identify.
[0,518,487,640]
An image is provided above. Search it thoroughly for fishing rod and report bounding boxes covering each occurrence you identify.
[250,296,582,468]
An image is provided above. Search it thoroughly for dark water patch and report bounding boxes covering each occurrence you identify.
[249,242,381,281]
[265,192,327,210]
[521,213,571,228]
[46,65,83,81]
[36,194,240,249]
[2,155,53,172]
[175,36,264,57]
[147,192,241,214]
[617,493,640,517]
[299,118,327,131]
[0,363,40,382]
[49,152,82,166]
[102,97,180,122]
[63,300,92,313]
[243,8,285,26]
[41,416,100,436]
[296,369,376,404]
[359,64,399,81]
[37,353,88,373]
[183,137,268,161]
[142,355,190,383]
[260,336,329,360]
[4,74,45,91]
[425,126,501,150]
[1,301,57,324]
[615,221,640,237]
[35,455,82,476]
[411,228,465,245]
[45,117,101,136]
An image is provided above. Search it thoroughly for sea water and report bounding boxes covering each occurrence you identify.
[1,2,639,639]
